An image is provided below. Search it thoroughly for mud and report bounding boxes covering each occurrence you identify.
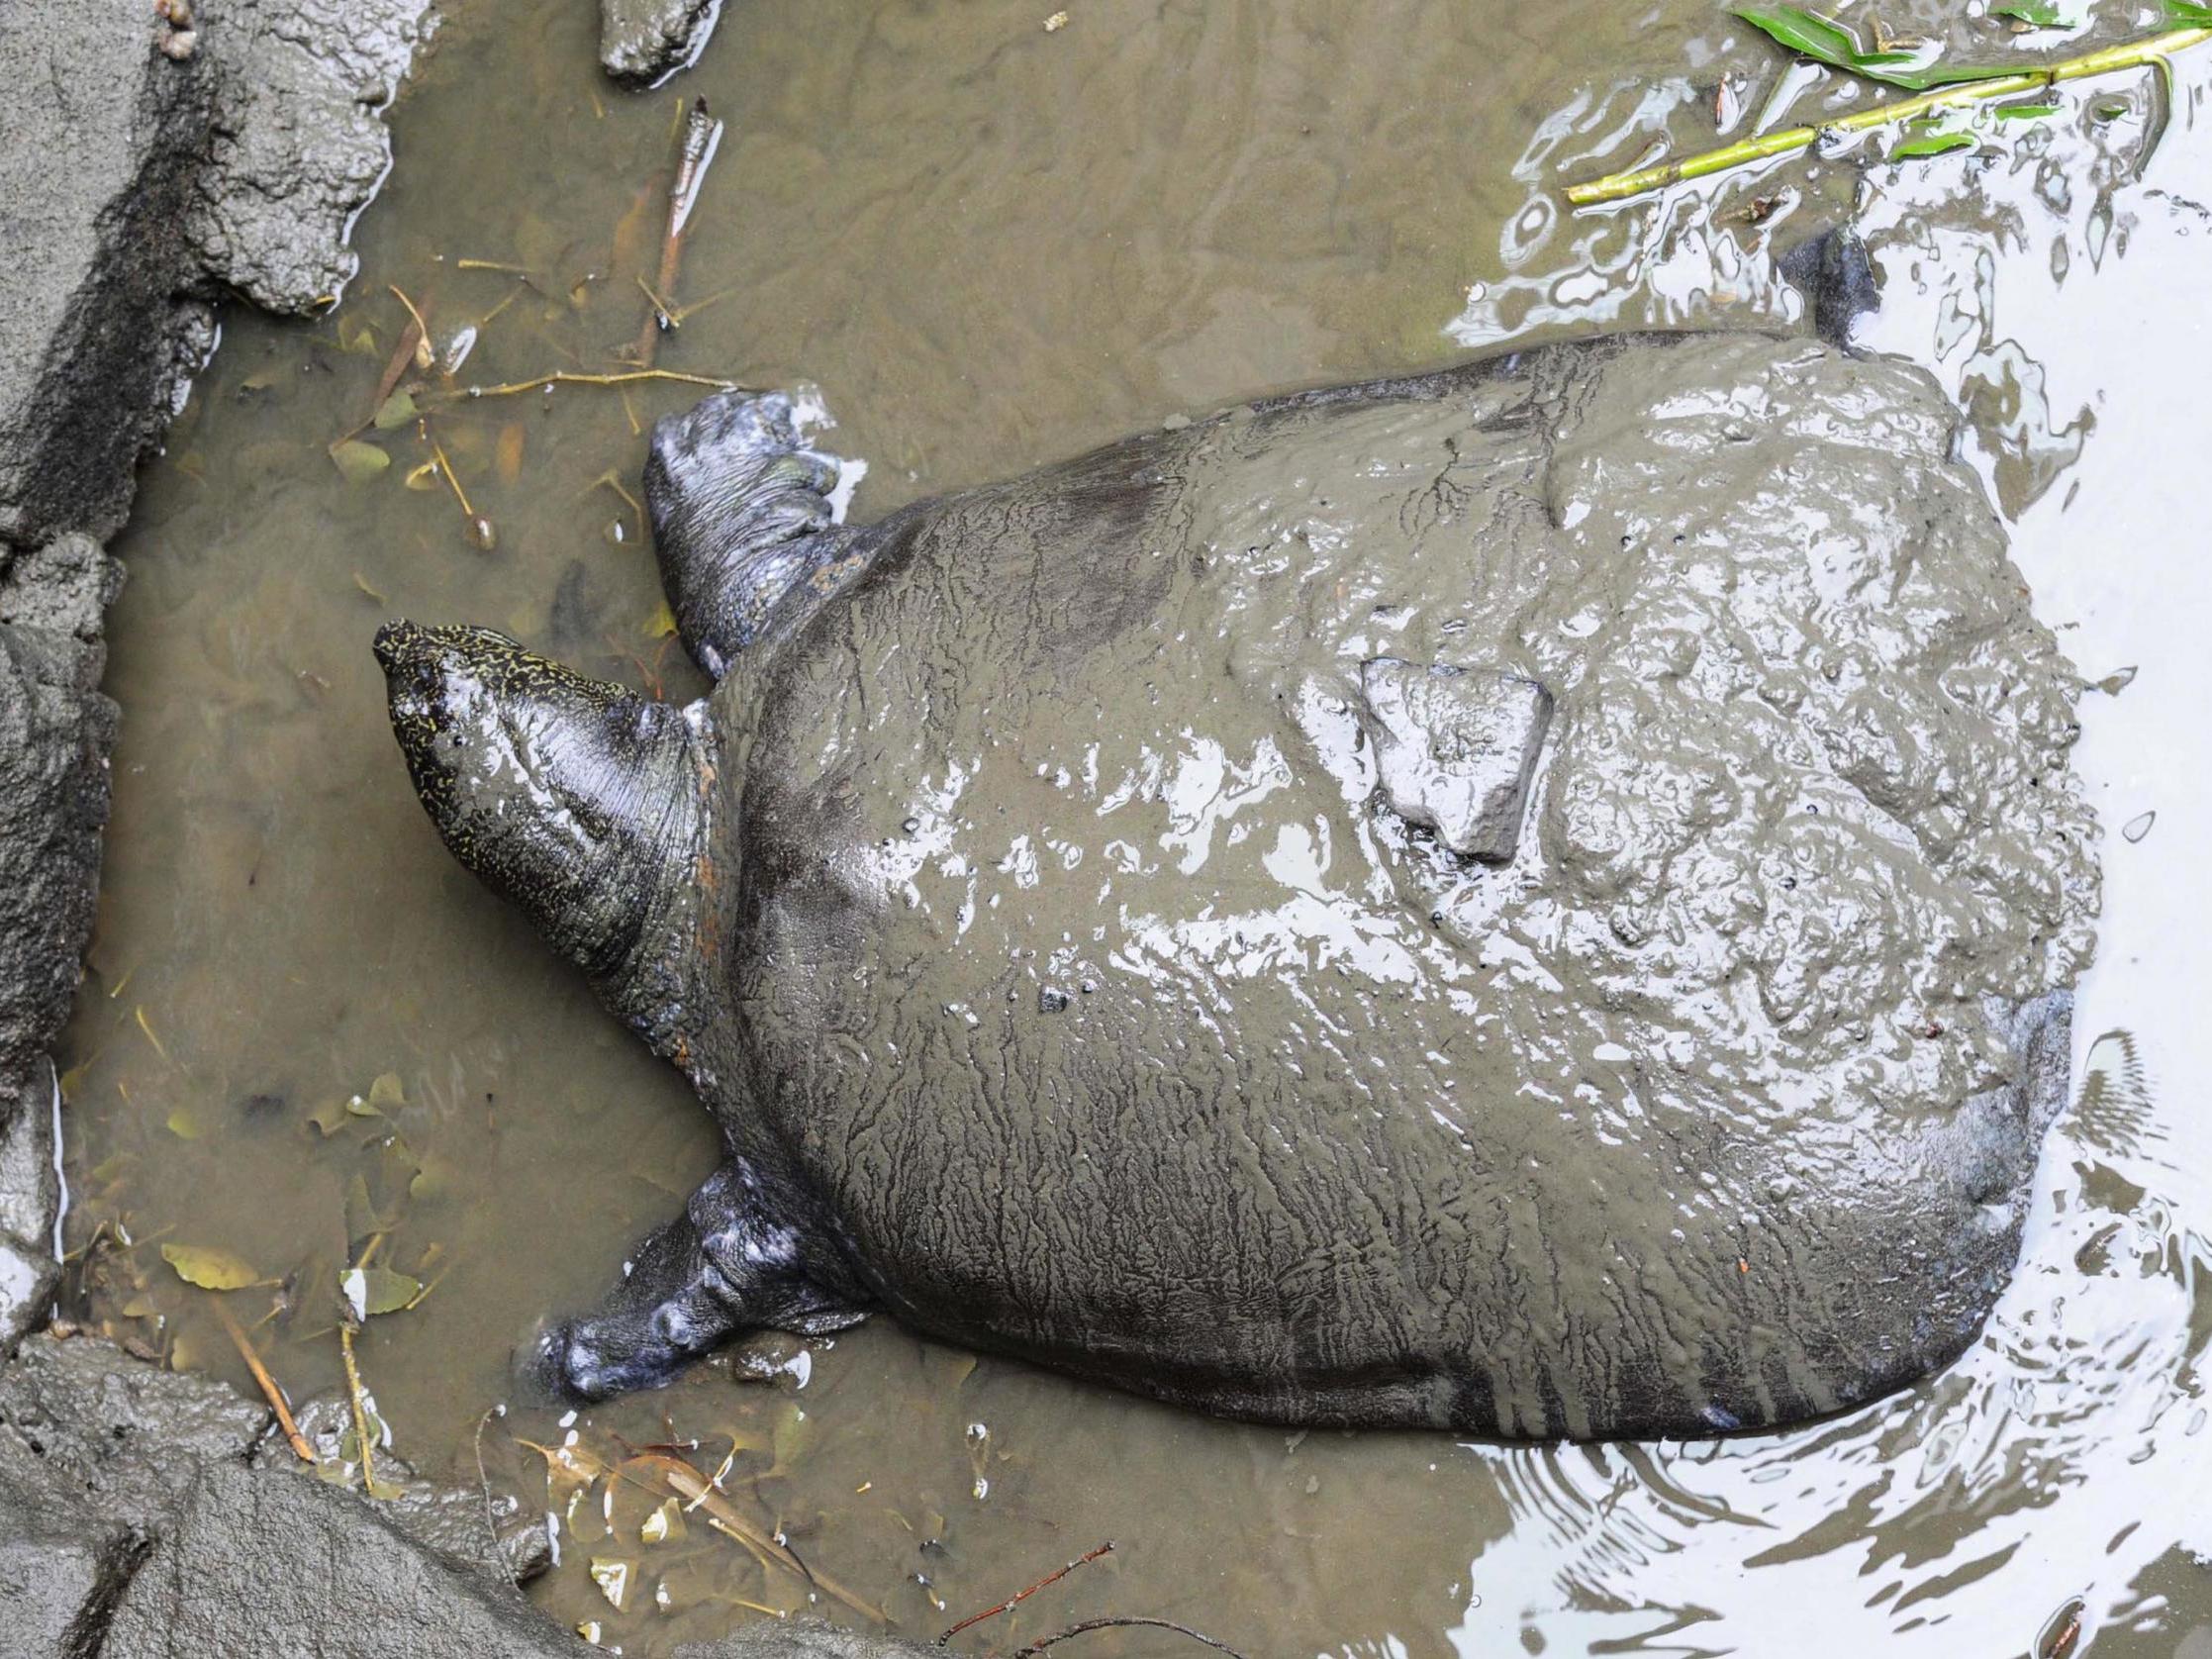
[45,0,2212,1653]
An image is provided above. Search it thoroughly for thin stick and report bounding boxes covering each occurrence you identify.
[1566,26,2211,205]
[213,1300,316,1465]
[387,283,433,344]
[434,368,745,403]
[338,1318,382,1497]
[1010,1618,1251,1659]
[939,1542,1114,1644]
[634,99,724,366]
[427,433,476,518]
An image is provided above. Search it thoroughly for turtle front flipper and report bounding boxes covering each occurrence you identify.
[534,1163,869,1399]
[644,389,875,678]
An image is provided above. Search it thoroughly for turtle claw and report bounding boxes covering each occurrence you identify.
[644,389,866,677]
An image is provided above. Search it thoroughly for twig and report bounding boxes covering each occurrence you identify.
[1566,25,2212,205]
[389,285,431,353]
[940,1542,1114,1644]
[433,368,746,402]
[338,1317,383,1498]
[634,98,725,367]
[474,1404,511,1582]
[1009,1618,1250,1658]
[213,1300,316,1465]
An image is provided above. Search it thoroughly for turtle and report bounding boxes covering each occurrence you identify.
[373,329,2096,1439]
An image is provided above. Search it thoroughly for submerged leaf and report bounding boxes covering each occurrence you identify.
[1892,127,1978,156]
[373,390,420,431]
[367,1072,406,1111]
[329,439,390,484]
[1993,100,2065,119]
[590,1558,631,1610]
[306,1097,352,1135]
[2168,0,2212,25]
[643,599,679,638]
[165,1106,206,1140]
[162,1242,259,1291]
[340,1263,422,1317]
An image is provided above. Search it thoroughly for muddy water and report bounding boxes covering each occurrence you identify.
[58,0,2211,1653]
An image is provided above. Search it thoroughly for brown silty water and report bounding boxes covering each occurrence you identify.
[56,0,2212,1653]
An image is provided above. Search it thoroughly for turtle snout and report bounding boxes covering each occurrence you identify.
[370,618,423,674]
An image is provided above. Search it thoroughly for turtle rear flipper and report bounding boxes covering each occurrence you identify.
[533,1163,869,1400]
[645,389,875,678]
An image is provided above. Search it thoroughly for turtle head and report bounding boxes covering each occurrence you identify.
[373,621,709,1005]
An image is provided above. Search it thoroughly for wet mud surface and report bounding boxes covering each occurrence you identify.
[57,0,2212,1653]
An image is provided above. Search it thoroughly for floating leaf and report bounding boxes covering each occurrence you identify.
[1892,127,1978,157]
[162,1242,260,1291]
[373,390,419,431]
[340,1263,422,1318]
[330,439,390,483]
[1993,0,2074,26]
[1732,6,2032,89]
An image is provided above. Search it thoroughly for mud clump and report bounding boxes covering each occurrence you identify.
[600,0,722,85]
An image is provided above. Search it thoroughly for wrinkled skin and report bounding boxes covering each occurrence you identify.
[376,330,2096,1439]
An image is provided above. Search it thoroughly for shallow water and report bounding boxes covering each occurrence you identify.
[58,0,2212,1653]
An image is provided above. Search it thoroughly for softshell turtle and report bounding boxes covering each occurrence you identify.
[375,331,2096,1439]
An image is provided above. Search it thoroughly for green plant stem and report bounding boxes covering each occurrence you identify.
[1565,26,2210,205]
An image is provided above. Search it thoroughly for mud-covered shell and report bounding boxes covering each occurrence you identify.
[694,333,2096,1438]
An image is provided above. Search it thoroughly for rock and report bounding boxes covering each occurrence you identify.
[0,1,218,551]
[601,0,721,85]
[0,537,120,1352]
[249,1395,552,1584]
[0,1465,149,1659]
[0,1332,272,1527]
[99,1462,582,1659]
[185,0,440,314]
[0,1236,59,1363]
[1357,658,1551,862]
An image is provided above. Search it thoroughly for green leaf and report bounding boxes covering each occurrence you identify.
[339,1263,422,1317]
[162,1242,260,1291]
[1731,5,2037,90]
[372,390,419,431]
[2167,0,2212,26]
[1993,0,2072,26]
[328,439,389,484]
[1892,128,1979,157]
[1733,6,1863,69]
[1993,100,2065,119]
